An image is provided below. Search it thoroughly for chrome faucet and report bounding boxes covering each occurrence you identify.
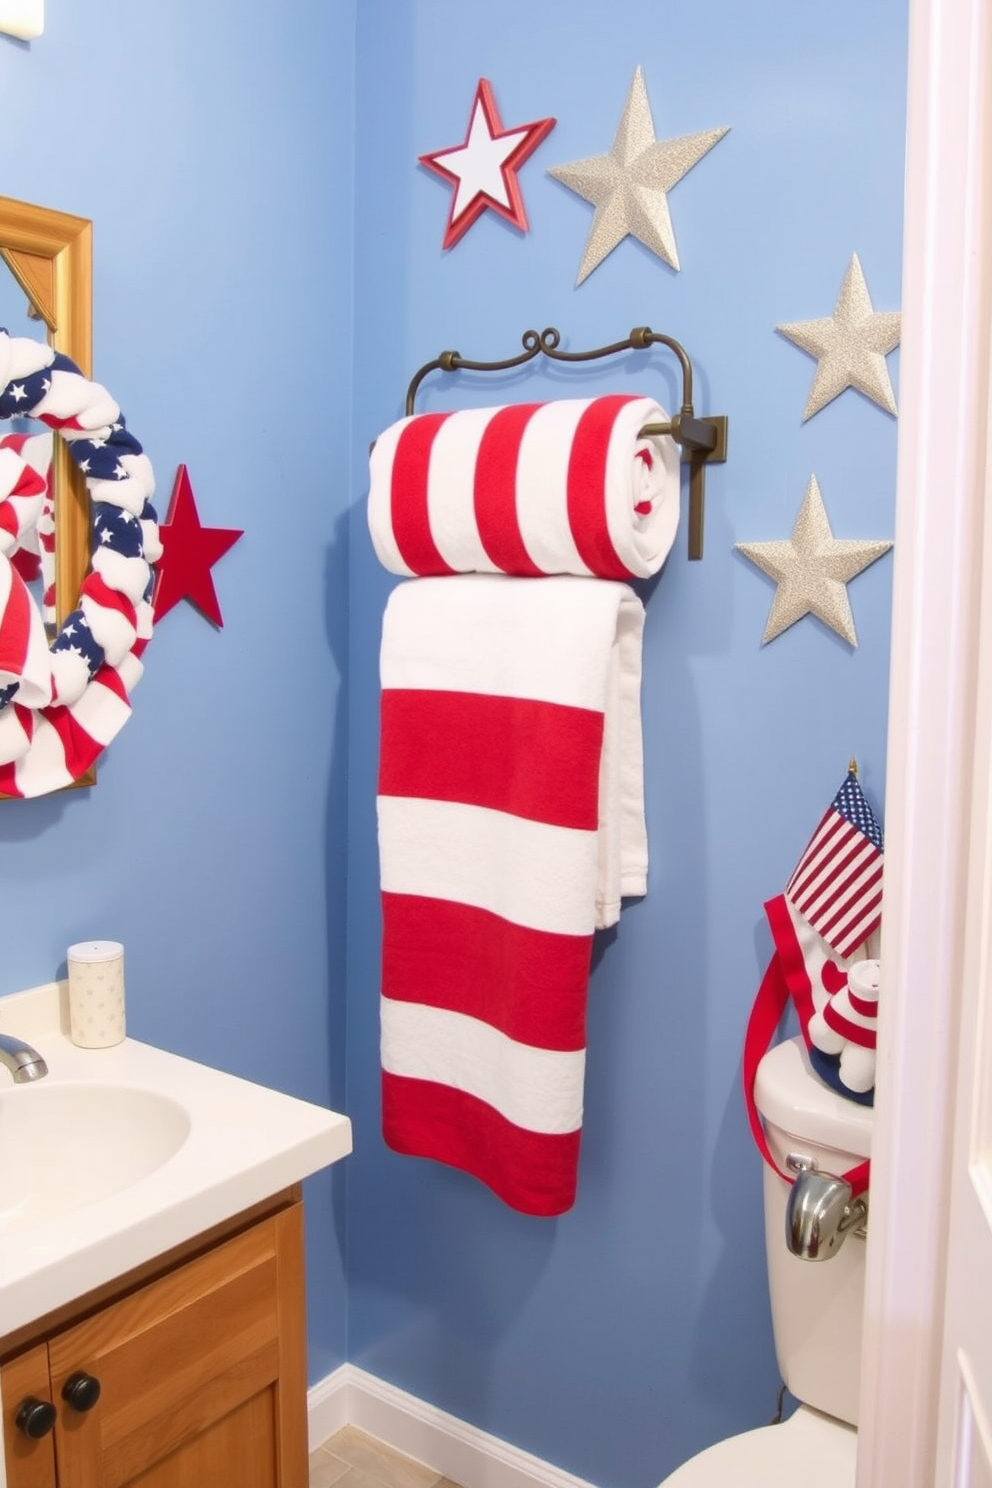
[0,1032,48,1083]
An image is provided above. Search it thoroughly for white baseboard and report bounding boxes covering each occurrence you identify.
[308,1364,601,1488]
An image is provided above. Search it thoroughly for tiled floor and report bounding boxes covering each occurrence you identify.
[309,1425,465,1488]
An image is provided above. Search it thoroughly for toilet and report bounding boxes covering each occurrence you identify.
[660,1033,873,1486]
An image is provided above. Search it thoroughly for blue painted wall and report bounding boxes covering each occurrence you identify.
[345,4,906,1485]
[0,3,907,1484]
[0,0,357,1379]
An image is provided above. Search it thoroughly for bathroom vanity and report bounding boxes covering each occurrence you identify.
[0,982,352,1488]
[3,1190,307,1486]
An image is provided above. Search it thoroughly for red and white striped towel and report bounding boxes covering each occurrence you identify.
[377,574,648,1216]
[368,393,680,580]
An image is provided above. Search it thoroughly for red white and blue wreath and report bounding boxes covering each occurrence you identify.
[0,330,159,799]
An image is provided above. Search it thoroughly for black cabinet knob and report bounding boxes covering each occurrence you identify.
[62,1371,102,1412]
[15,1396,57,1438]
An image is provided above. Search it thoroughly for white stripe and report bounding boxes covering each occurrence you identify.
[379,573,642,712]
[515,400,592,575]
[425,407,492,572]
[603,397,681,577]
[377,795,599,936]
[1,333,54,384]
[31,368,119,429]
[381,998,585,1134]
[829,879,885,954]
[69,673,132,746]
[0,701,30,766]
[794,836,876,919]
[12,715,74,796]
[809,859,884,933]
[88,453,157,516]
[367,415,416,575]
[786,811,846,894]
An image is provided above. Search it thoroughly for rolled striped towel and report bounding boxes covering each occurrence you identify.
[377,574,647,1216]
[368,393,680,580]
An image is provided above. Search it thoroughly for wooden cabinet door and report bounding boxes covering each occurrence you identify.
[2,1344,57,1488]
[47,1205,308,1488]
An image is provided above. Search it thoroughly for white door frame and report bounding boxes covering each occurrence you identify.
[857,1,992,1484]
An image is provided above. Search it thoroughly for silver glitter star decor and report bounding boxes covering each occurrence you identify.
[547,66,728,284]
[736,475,893,646]
[777,254,901,421]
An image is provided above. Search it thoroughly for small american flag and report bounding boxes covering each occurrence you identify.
[785,768,884,958]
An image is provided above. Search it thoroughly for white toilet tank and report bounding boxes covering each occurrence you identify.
[754,1036,873,1427]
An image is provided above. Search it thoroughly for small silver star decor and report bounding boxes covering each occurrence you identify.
[736,475,893,646]
[547,66,728,284]
[777,254,901,421]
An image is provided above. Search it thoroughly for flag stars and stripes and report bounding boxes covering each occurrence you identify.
[785,769,884,959]
[9,384,27,402]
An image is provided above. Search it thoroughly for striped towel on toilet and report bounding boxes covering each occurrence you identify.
[369,392,679,1215]
[377,575,649,1216]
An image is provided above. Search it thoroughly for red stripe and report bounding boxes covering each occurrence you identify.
[378,689,603,828]
[566,395,638,579]
[832,890,883,958]
[803,842,880,928]
[382,894,592,1051]
[787,811,847,899]
[35,413,85,431]
[765,893,817,1037]
[11,550,40,583]
[11,462,46,501]
[89,662,130,706]
[390,414,457,575]
[847,986,878,1017]
[81,570,138,628]
[473,404,544,575]
[816,854,882,923]
[0,572,32,679]
[42,703,105,778]
[822,1003,876,1047]
[0,762,23,797]
[382,1072,581,1216]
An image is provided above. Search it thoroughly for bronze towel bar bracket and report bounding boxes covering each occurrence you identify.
[405,326,728,560]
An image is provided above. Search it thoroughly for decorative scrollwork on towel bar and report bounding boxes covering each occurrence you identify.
[405,326,728,560]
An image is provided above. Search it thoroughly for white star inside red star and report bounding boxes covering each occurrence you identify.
[419,78,555,249]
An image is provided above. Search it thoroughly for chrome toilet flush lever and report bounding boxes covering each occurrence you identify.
[785,1153,868,1259]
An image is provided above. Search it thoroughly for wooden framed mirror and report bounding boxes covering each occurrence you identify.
[0,192,93,792]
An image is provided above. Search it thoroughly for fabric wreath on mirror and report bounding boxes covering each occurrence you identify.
[0,330,160,799]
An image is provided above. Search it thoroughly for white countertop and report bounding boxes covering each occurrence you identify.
[0,982,353,1340]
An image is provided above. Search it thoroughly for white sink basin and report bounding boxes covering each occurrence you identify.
[0,981,352,1340]
[0,1081,191,1232]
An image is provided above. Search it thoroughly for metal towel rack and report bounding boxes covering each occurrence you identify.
[405,326,728,560]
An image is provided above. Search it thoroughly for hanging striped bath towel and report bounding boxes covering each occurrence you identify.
[377,574,650,1216]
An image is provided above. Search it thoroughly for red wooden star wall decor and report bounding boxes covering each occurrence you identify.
[419,78,556,248]
[152,464,243,628]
